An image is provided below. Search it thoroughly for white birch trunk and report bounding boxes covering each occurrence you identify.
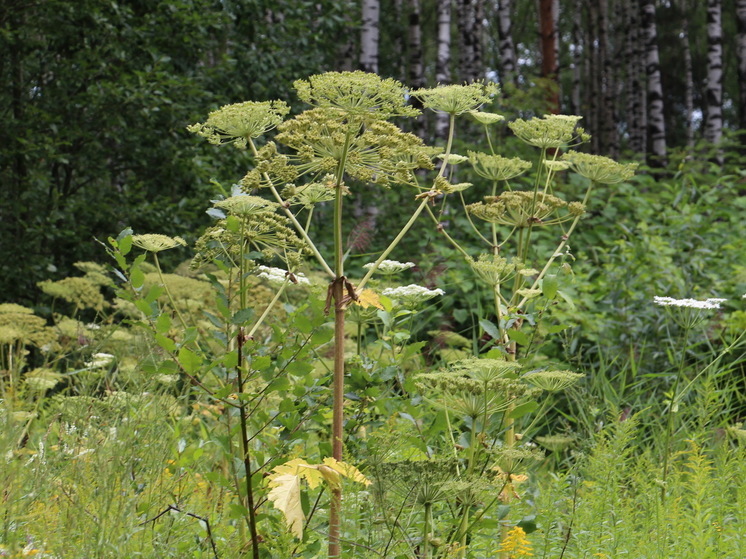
[436,0,452,141]
[497,0,517,83]
[737,0,746,131]
[360,0,380,74]
[704,0,723,147]
[641,0,667,163]
[682,15,695,148]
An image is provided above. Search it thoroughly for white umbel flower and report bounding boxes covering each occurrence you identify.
[256,265,310,286]
[653,296,726,310]
[382,284,445,305]
[363,260,416,275]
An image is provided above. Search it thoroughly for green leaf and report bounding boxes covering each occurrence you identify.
[155,313,171,334]
[556,289,576,310]
[542,275,559,300]
[178,346,201,374]
[507,329,530,346]
[130,266,145,289]
[118,234,132,256]
[155,333,177,352]
[135,299,154,317]
[508,400,539,419]
[231,307,254,325]
[479,319,501,340]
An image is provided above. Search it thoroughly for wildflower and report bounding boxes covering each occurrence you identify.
[509,114,586,149]
[85,352,115,369]
[467,192,571,228]
[535,434,576,452]
[467,253,517,286]
[382,284,444,305]
[188,100,290,148]
[412,82,499,115]
[213,195,279,217]
[522,370,584,392]
[562,150,638,184]
[256,266,310,286]
[469,110,505,125]
[283,180,336,208]
[468,151,532,182]
[362,260,415,275]
[437,153,469,165]
[131,234,187,253]
[38,277,106,311]
[25,368,62,391]
[433,176,472,193]
[653,296,726,310]
[543,160,571,172]
[294,71,418,119]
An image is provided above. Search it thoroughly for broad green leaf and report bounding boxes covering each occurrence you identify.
[130,266,145,289]
[178,346,201,374]
[155,333,177,352]
[508,400,539,419]
[507,329,530,346]
[479,319,501,340]
[542,275,559,300]
[155,313,171,334]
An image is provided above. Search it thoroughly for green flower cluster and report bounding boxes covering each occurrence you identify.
[468,151,532,182]
[467,191,582,228]
[509,114,588,149]
[412,82,499,115]
[562,150,638,184]
[38,277,106,311]
[187,100,290,148]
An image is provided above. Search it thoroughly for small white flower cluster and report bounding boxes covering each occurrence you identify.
[256,265,310,286]
[653,296,727,310]
[84,352,115,369]
[363,259,416,274]
[382,284,445,305]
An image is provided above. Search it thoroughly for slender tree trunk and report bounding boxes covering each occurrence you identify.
[640,0,667,165]
[539,0,560,113]
[682,14,695,148]
[496,0,517,84]
[360,0,380,73]
[570,0,582,117]
[737,0,746,135]
[626,0,646,154]
[598,0,618,156]
[704,0,723,150]
[408,0,426,138]
[456,0,484,82]
[435,0,452,141]
[587,0,600,152]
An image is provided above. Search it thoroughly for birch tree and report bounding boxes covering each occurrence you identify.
[641,0,667,164]
[456,0,484,82]
[704,0,723,147]
[360,0,380,73]
[538,0,560,113]
[737,0,746,133]
[496,0,517,84]
[435,0,452,140]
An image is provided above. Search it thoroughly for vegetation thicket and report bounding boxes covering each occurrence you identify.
[2,71,745,559]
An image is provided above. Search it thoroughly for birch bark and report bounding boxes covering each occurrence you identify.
[737,0,746,132]
[360,0,380,74]
[640,0,667,164]
[435,0,452,141]
[704,0,723,147]
[496,0,517,84]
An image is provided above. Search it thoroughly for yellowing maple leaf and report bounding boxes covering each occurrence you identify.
[354,288,384,310]
[267,473,303,538]
[266,457,372,539]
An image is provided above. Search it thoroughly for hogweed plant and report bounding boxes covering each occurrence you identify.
[122,71,638,557]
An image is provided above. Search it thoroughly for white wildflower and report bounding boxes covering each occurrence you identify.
[362,260,416,275]
[84,352,115,369]
[256,265,310,286]
[653,296,726,310]
[382,284,445,305]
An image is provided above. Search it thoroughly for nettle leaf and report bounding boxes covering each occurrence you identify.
[267,458,371,539]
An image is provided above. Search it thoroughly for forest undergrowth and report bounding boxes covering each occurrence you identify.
[2,72,746,559]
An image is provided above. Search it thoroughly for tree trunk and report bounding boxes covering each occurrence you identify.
[587,0,600,152]
[681,14,695,148]
[435,0,452,141]
[626,0,646,154]
[538,0,560,113]
[570,0,582,117]
[456,0,484,82]
[598,0,618,156]
[737,0,746,134]
[704,0,723,149]
[408,0,426,138]
[360,0,380,73]
[496,0,517,84]
[640,0,667,165]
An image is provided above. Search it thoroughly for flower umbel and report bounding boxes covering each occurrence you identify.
[362,260,415,275]
[412,82,499,115]
[562,150,638,184]
[188,100,290,148]
[653,296,727,310]
[382,284,444,305]
[509,114,587,149]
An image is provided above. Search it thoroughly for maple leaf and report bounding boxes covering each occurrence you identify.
[267,473,303,538]
[354,288,384,309]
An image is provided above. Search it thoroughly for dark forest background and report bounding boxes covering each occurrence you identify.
[2,0,745,305]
